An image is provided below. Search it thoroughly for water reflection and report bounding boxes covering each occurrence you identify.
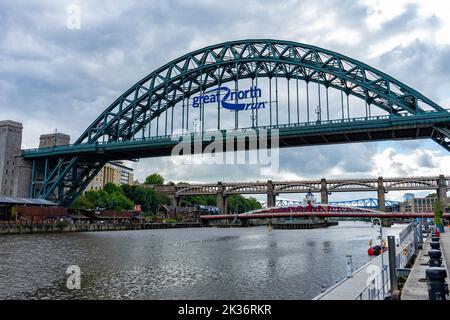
[0,221,404,300]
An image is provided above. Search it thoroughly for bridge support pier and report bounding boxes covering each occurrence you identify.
[168,194,179,207]
[437,175,448,208]
[216,195,228,215]
[377,177,386,212]
[267,180,276,207]
[321,178,329,205]
[217,182,228,214]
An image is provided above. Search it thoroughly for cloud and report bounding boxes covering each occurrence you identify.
[0,0,448,200]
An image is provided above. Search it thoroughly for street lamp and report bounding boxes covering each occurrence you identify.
[372,217,386,299]
[250,113,256,128]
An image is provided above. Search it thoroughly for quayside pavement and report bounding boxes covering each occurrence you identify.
[392,227,450,300]
[314,250,390,300]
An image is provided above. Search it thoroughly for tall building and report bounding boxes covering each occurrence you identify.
[0,123,134,198]
[401,193,437,212]
[39,132,70,148]
[86,161,134,191]
[0,121,23,196]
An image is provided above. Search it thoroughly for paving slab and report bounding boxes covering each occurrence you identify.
[401,239,430,300]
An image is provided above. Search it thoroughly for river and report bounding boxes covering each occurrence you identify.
[0,221,405,299]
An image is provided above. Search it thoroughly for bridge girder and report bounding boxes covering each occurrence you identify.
[22,40,450,206]
[163,176,449,196]
[77,40,446,146]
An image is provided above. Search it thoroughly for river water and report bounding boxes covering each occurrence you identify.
[0,221,405,300]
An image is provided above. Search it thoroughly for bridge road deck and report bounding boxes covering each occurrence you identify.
[314,251,389,300]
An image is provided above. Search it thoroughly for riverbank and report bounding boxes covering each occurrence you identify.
[0,221,385,299]
[0,222,208,235]
[0,220,343,235]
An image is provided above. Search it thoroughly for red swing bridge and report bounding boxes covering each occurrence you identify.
[199,204,449,222]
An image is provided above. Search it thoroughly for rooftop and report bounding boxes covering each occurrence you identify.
[0,120,23,128]
[0,196,58,206]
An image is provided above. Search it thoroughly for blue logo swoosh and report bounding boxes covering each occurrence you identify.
[205,87,246,111]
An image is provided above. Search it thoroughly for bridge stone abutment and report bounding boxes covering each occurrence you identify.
[437,175,448,207]
[216,182,228,214]
[267,180,277,208]
[156,185,178,207]
[377,177,386,212]
[320,178,329,205]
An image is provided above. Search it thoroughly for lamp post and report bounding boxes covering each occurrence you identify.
[250,113,256,128]
[372,217,386,299]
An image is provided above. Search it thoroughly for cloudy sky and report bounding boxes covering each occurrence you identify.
[1,0,449,202]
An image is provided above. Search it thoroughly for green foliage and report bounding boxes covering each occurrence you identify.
[434,200,444,226]
[180,195,216,206]
[121,184,169,213]
[55,221,68,231]
[72,173,261,215]
[144,173,165,185]
[227,195,262,214]
[72,184,134,210]
[180,194,261,214]
[426,193,438,199]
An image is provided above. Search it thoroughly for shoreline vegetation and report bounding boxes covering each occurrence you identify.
[71,173,262,216]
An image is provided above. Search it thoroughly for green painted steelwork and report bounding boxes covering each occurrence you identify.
[22,39,450,206]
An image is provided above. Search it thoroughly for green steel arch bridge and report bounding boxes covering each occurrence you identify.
[22,39,450,206]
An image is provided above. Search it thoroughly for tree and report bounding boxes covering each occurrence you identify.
[71,185,134,210]
[121,184,170,213]
[180,194,262,213]
[434,200,444,226]
[227,195,262,213]
[103,182,121,194]
[144,173,165,185]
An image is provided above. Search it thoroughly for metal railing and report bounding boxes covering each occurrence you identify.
[354,222,420,300]
[22,111,449,154]
[396,239,415,269]
[355,264,390,300]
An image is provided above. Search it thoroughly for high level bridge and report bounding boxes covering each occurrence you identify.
[154,175,449,213]
[21,40,450,206]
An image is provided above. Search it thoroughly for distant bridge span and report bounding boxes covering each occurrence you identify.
[156,175,449,213]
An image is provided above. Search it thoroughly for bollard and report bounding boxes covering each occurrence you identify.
[388,236,398,291]
[428,249,443,267]
[432,236,440,243]
[346,255,353,278]
[418,224,424,249]
[426,267,449,300]
[430,241,441,250]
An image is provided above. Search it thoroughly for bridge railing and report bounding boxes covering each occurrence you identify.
[354,222,420,300]
[355,264,390,300]
[22,111,448,154]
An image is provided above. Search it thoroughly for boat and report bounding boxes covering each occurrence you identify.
[368,239,387,256]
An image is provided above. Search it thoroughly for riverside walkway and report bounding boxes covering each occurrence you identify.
[314,251,390,300]
[401,227,450,300]
[314,223,416,300]
[401,236,432,299]
[441,229,450,275]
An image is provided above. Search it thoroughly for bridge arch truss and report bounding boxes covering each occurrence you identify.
[22,40,450,206]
